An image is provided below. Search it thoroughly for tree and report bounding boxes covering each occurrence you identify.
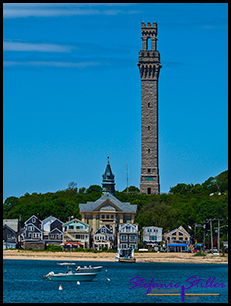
[86,185,102,194]
[196,200,227,221]
[169,183,192,195]
[67,182,77,192]
[122,186,140,193]
[79,187,86,194]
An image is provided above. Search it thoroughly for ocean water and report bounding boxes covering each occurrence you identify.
[3,259,228,303]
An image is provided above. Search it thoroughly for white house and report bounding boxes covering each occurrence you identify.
[117,223,139,250]
[142,226,163,245]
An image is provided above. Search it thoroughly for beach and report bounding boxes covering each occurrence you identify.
[3,249,228,264]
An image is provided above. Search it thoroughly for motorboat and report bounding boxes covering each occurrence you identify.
[115,248,136,263]
[42,263,98,281]
[75,265,103,272]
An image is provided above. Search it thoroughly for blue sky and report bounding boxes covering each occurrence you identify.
[3,3,228,200]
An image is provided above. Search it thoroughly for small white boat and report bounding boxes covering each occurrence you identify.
[43,263,98,282]
[115,248,136,263]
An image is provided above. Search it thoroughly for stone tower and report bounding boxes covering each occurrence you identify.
[137,22,161,195]
[102,156,116,196]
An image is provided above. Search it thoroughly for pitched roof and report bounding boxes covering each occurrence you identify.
[3,219,18,232]
[102,156,115,183]
[93,224,113,235]
[43,216,63,225]
[62,218,89,228]
[79,193,137,213]
[164,225,190,238]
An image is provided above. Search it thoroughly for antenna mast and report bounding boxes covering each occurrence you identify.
[126,161,129,194]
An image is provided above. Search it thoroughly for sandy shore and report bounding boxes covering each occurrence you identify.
[3,250,228,264]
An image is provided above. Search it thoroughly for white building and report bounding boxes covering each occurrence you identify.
[117,223,139,250]
[142,226,163,244]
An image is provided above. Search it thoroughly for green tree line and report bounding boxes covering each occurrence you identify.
[3,170,228,241]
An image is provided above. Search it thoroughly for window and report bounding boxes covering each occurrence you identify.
[126,226,131,232]
[121,244,127,249]
[148,102,150,107]
[148,126,150,130]
[69,225,74,230]
[147,37,151,50]
[102,215,105,219]
[179,232,183,236]
[32,218,36,223]
[121,235,127,242]
[148,149,150,153]
[147,188,151,194]
[172,232,176,236]
[130,244,136,249]
[148,169,151,173]
[106,215,109,219]
[130,235,136,242]
[76,226,83,229]
[111,215,114,219]
[101,228,106,233]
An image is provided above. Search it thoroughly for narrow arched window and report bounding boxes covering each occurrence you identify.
[147,37,151,50]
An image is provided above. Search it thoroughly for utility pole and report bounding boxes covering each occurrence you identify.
[125,161,131,194]
[214,218,224,252]
[194,223,202,239]
[218,218,220,252]
[203,223,206,252]
[209,219,213,252]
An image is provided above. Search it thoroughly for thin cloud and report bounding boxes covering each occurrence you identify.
[3,60,101,68]
[3,40,74,53]
[3,3,139,18]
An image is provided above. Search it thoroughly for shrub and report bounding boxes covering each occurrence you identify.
[46,244,63,252]
[192,251,206,257]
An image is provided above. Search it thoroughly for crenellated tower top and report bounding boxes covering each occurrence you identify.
[141,22,157,51]
[138,22,161,81]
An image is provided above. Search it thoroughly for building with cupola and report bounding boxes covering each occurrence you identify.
[79,158,137,246]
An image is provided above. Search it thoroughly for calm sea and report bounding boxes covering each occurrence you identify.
[3,259,228,303]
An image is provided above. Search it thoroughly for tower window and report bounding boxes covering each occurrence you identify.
[148,103,150,107]
[147,37,151,50]
[147,188,151,195]
[148,169,151,173]
[148,126,150,130]
[148,149,150,153]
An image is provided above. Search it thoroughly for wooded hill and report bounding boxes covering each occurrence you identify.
[3,170,228,241]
